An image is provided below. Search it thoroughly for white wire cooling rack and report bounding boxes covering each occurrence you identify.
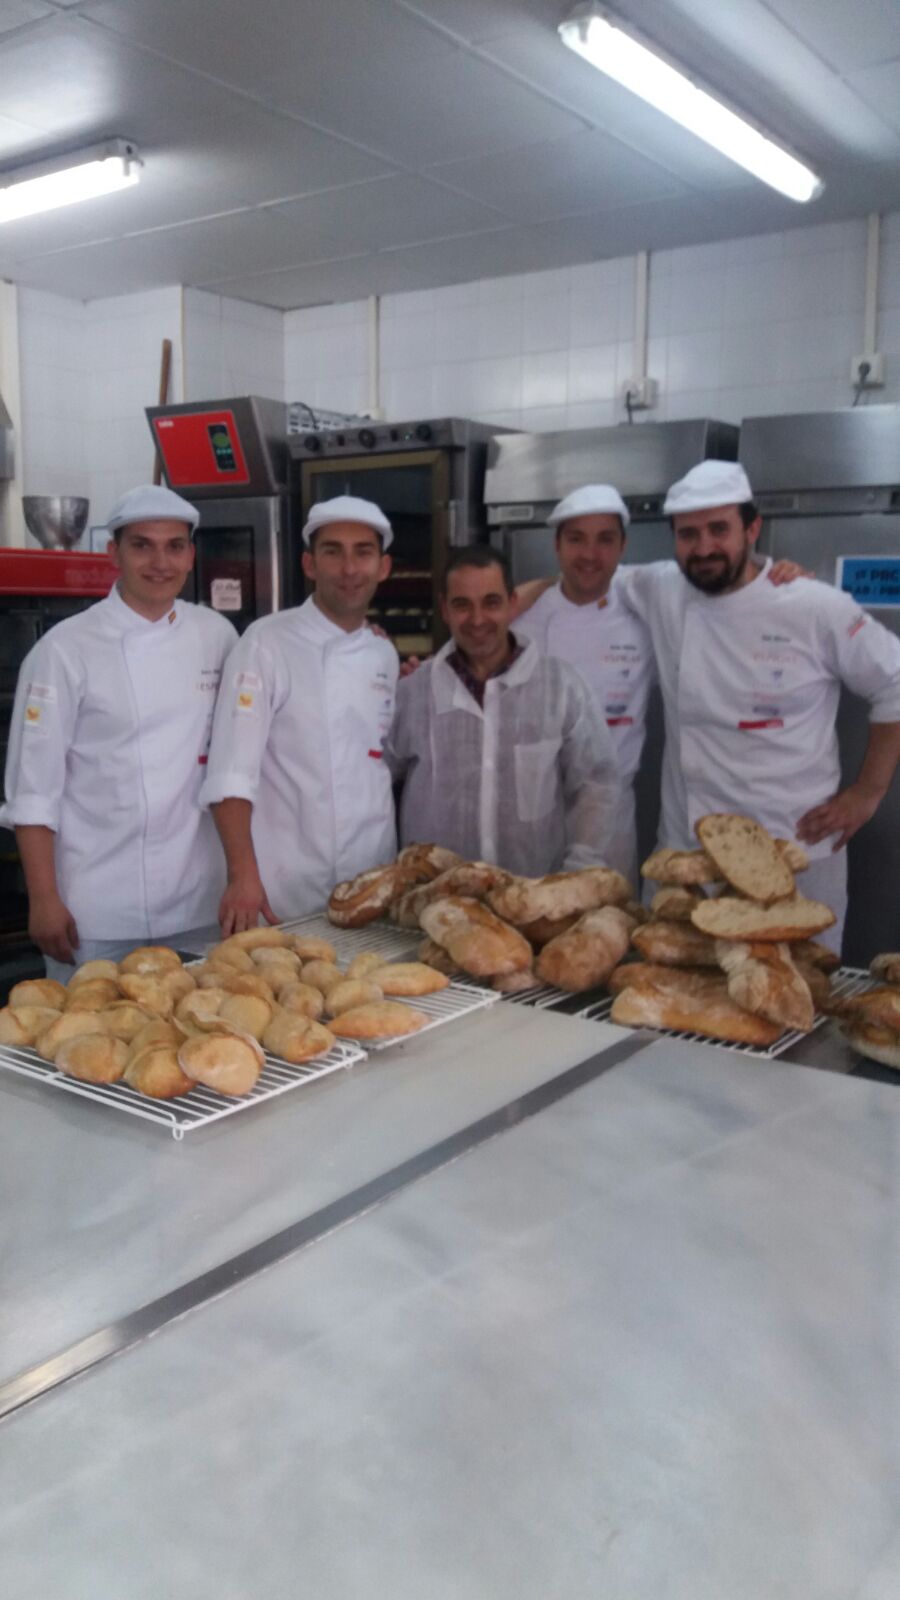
[570,965,874,1060]
[274,912,422,965]
[0,1038,364,1140]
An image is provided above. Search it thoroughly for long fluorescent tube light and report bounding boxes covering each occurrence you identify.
[559,5,823,203]
[0,139,141,224]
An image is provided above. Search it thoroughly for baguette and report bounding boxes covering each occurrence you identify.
[640,847,723,886]
[536,907,634,993]
[486,866,630,926]
[696,814,795,904]
[632,920,720,968]
[610,974,782,1046]
[419,896,532,978]
[691,896,836,942]
[715,940,815,1033]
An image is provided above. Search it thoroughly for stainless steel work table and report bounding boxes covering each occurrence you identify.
[0,1002,626,1386]
[2,1037,899,1600]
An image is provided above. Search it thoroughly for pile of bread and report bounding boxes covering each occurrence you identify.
[329,844,642,993]
[832,953,900,1069]
[0,928,450,1100]
[608,814,839,1045]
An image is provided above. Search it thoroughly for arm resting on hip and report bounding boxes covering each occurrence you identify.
[796,721,900,850]
[15,824,79,964]
[211,798,278,934]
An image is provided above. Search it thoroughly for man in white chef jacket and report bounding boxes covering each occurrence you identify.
[384,545,621,876]
[617,459,900,951]
[1,485,237,979]
[511,484,654,885]
[200,495,398,932]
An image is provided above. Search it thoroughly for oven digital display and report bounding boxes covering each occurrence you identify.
[208,422,238,473]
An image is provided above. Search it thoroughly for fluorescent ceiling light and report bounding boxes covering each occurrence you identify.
[559,5,823,203]
[0,139,141,224]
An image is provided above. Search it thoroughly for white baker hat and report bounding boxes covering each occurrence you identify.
[663,459,754,516]
[301,494,393,549]
[548,483,630,530]
[107,483,200,534]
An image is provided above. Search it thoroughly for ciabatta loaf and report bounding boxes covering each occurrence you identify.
[536,906,635,993]
[696,814,795,903]
[691,896,836,942]
[632,920,720,968]
[487,866,630,926]
[715,940,815,1033]
[419,896,532,978]
[610,972,782,1046]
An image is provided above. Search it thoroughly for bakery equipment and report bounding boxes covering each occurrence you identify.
[146,395,295,632]
[22,495,90,550]
[290,417,508,656]
[740,407,900,965]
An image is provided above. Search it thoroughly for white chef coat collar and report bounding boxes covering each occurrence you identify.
[296,593,372,645]
[103,582,184,635]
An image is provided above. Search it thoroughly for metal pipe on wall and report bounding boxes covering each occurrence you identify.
[367,293,381,419]
[863,211,880,358]
[633,249,649,384]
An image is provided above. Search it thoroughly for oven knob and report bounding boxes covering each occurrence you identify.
[358,428,376,449]
[415,423,432,442]
[303,434,320,451]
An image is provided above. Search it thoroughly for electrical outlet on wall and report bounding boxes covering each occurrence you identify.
[622,376,658,410]
[851,352,885,389]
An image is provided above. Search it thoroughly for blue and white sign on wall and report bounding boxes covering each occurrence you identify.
[836,556,900,609]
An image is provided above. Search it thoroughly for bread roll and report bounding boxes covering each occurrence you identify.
[640,847,722,886]
[212,971,276,1003]
[329,1001,428,1040]
[68,960,120,986]
[648,886,705,924]
[124,1044,194,1099]
[118,946,182,976]
[328,863,405,927]
[255,962,304,996]
[205,942,257,974]
[301,960,345,995]
[9,977,66,1010]
[291,936,338,965]
[250,946,302,973]
[175,988,226,1031]
[346,951,385,980]
[870,953,900,987]
[129,1019,181,1058]
[227,928,292,951]
[416,938,458,977]
[178,1030,264,1096]
[610,972,782,1045]
[100,1002,157,1042]
[325,978,384,1017]
[36,1010,111,1061]
[278,981,326,1020]
[419,896,532,978]
[632,920,719,968]
[715,940,815,1033]
[837,1018,900,1070]
[536,906,634,993]
[261,1010,335,1063]
[487,866,631,927]
[118,973,178,1018]
[0,1005,60,1046]
[56,1033,128,1084]
[64,978,121,1011]
[691,896,836,942]
[695,814,795,904]
[391,862,506,929]
[365,962,450,997]
[219,993,274,1041]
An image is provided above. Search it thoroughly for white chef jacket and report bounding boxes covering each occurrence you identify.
[383,637,622,876]
[515,577,654,783]
[0,586,236,940]
[617,559,900,858]
[199,597,398,919]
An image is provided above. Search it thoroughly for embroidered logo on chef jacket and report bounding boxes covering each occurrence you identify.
[23,701,47,735]
[234,668,261,715]
[26,681,56,703]
[848,613,867,639]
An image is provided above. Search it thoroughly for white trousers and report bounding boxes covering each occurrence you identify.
[798,851,848,958]
[601,784,639,893]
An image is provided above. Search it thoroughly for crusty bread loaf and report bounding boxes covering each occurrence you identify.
[871,953,900,987]
[696,814,795,904]
[328,863,405,927]
[691,896,836,942]
[606,961,667,994]
[490,969,538,994]
[833,985,900,1030]
[536,906,635,993]
[776,838,809,873]
[395,842,464,883]
[486,866,631,926]
[391,862,506,928]
[640,847,723,886]
[610,973,782,1045]
[715,940,815,1033]
[793,960,833,1012]
[837,1017,900,1069]
[649,886,705,924]
[518,912,580,947]
[632,920,720,968]
[417,937,458,977]
[419,896,532,978]
[792,939,840,974]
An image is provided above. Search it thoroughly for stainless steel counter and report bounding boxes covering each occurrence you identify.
[2,1038,899,1599]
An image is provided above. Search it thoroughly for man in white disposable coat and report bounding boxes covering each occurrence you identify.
[1,485,237,979]
[200,496,398,931]
[512,484,654,884]
[384,545,621,875]
[616,459,900,950]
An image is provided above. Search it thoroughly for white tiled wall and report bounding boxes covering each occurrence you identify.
[183,288,284,404]
[17,287,90,504]
[283,212,900,431]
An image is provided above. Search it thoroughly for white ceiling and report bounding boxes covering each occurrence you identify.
[1,0,900,308]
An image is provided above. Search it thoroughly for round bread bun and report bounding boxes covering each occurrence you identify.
[277,981,326,1020]
[128,1019,181,1059]
[125,1044,195,1099]
[328,863,404,928]
[325,978,384,1017]
[36,1010,111,1061]
[99,1002,156,1042]
[365,962,450,997]
[345,951,384,980]
[301,960,345,995]
[255,963,306,997]
[177,1030,263,1096]
[329,1001,428,1040]
[290,936,338,965]
[0,1005,60,1046]
[118,945,183,976]
[64,978,121,1012]
[68,960,120,987]
[212,971,276,1003]
[262,1010,335,1063]
[218,993,274,1041]
[159,968,196,1002]
[227,928,292,951]
[205,943,256,974]
[55,1033,128,1084]
[9,977,66,1010]
[250,946,302,973]
[175,988,227,1032]
[118,973,178,1018]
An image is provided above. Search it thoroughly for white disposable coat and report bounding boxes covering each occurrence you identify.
[0,586,236,940]
[199,597,398,919]
[515,577,655,881]
[383,637,622,876]
[617,559,900,857]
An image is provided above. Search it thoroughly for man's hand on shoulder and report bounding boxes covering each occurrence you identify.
[218,872,279,936]
[29,892,79,964]
[510,577,554,619]
[796,783,882,850]
[768,559,813,585]
[399,654,429,678]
